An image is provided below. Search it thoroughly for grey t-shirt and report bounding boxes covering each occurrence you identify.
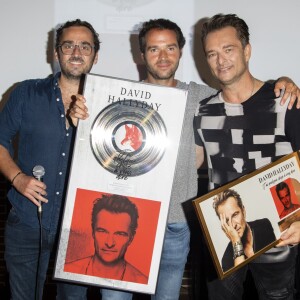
[167,81,216,223]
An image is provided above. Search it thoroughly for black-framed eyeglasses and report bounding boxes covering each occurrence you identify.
[58,42,95,56]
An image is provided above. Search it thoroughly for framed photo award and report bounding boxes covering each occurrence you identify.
[54,74,187,293]
[193,151,300,279]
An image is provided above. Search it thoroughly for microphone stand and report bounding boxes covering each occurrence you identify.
[32,165,45,300]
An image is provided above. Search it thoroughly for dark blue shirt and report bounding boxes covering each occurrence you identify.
[0,72,75,233]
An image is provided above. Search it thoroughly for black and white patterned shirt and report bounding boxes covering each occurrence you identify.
[194,82,300,190]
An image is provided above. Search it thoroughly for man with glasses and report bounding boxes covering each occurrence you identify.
[0,19,129,300]
[59,42,95,56]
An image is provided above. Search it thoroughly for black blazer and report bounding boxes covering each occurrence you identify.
[221,218,276,272]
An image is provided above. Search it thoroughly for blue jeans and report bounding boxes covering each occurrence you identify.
[56,283,133,300]
[151,222,190,300]
[207,247,298,300]
[4,208,56,300]
[57,222,190,300]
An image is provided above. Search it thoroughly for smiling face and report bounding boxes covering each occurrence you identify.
[217,196,247,238]
[55,25,98,81]
[204,26,251,86]
[93,209,133,265]
[141,29,181,85]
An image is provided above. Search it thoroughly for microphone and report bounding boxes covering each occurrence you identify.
[32,165,45,214]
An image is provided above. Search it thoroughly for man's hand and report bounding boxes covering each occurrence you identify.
[277,221,300,246]
[274,77,300,109]
[220,213,240,243]
[69,94,89,127]
[13,173,48,207]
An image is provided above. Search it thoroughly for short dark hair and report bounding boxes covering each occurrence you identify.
[276,181,290,198]
[201,14,250,49]
[213,189,244,218]
[92,194,139,236]
[55,19,101,52]
[138,18,186,54]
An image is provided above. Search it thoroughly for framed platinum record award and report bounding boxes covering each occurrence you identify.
[54,73,188,294]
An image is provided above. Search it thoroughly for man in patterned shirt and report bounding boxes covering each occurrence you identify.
[194,13,300,299]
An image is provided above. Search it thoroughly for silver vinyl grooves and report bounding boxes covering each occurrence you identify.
[90,100,167,177]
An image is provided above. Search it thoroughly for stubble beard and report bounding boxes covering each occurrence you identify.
[59,55,95,81]
[146,60,179,81]
[60,68,82,81]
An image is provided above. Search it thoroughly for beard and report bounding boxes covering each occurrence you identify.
[145,60,179,81]
[59,55,95,81]
[60,68,82,81]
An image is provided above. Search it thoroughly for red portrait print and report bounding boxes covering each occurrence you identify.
[270,178,300,219]
[64,189,160,284]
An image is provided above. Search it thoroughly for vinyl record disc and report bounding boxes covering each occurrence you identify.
[90,100,167,177]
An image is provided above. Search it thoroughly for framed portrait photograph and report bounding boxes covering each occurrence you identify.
[54,74,187,293]
[63,189,160,284]
[193,151,300,279]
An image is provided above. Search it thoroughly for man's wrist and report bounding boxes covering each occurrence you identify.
[11,171,23,186]
[232,240,244,260]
